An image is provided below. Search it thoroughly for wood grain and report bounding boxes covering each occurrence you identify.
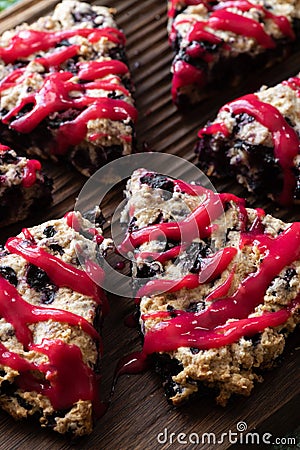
[0,1,299,449]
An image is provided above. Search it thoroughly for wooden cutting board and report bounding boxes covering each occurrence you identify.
[0,1,299,449]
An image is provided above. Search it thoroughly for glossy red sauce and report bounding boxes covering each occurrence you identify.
[19,339,102,412]
[141,239,299,352]
[36,45,80,69]
[136,247,237,301]
[56,98,137,155]
[0,144,10,151]
[282,75,300,94]
[0,28,136,154]
[22,159,41,188]
[142,303,296,353]
[171,0,295,101]
[6,237,103,304]
[0,215,108,411]
[120,176,300,356]
[0,28,126,64]
[198,122,230,138]
[119,188,246,253]
[0,276,100,348]
[198,90,300,205]
[172,59,206,102]
[223,94,299,205]
[78,60,129,80]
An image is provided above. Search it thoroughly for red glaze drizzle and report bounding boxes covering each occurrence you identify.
[0,28,136,155]
[119,188,245,253]
[22,159,41,188]
[142,301,297,353]
[136,247,237,301]
[142,225,299,351]
[282,75,300,95]
[0,214,108,411]
[0,28,126,64]
[172,60,206,103]
[0,338,102,414]
[6,237,103,304]
[170,1,295,102]
[0,276,99,348]
[19,339,101,413]
[198,90,300,204]
[0,144,42,188]
[198,122,230,138]
[56,98,137,155]
[78,60,129,80]
[121,175,300,356]
[199,93,300,205]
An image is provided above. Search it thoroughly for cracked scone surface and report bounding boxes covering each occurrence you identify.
[0,0,137,176]
[0,143,52,226]
[0,211,111,436]
[120,169,300,405]
[167,0,300,105]
[195,73,300,204]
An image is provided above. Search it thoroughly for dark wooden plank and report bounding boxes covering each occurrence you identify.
[0,1,299,449]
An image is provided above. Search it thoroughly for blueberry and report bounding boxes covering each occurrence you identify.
[26,264,58,304]
[26,264,51,290]
[186,301,205,313]
[284,268,296,283]
[167,304,177,318]
[40,288,57,305]
[72,10,97,23]
[190,347,200,355]
[244,333,261,346]
[128,216,137,233]
[0,266,18,287]
[140,173,175,193]
[49,244,64,256]
[0,151,18,165]
[43,226,56,238]
[186,242,212,274]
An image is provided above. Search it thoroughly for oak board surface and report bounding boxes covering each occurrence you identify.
[0,1,299,449]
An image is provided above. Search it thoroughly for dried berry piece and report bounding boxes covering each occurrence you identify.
[0,266,18,287]
[48,244,64,256]
[140,173,175,193]
[26,264,58,304]
[43,226,56,238]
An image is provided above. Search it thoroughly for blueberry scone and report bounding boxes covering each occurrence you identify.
[0,211,111,435]
[195,74,300,205]
[119,169,300,406]
[0,0,137,176]
[167,0,300,105]
[0,143,52,226]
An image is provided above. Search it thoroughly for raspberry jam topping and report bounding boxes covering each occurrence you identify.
[170,1,295,102]
[22,159,42,188]
[0,27,137,154]
[198,91,300,205]
[0,217,106,413]
[120,175,300,357]
[0,28,126,64]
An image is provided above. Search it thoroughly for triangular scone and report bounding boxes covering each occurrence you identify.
[167,1,300,106]
[195,74,300,205]
[0,211,111,435]
[120,169,300,405]
[0,0,137,176]
[0,143,52,226]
